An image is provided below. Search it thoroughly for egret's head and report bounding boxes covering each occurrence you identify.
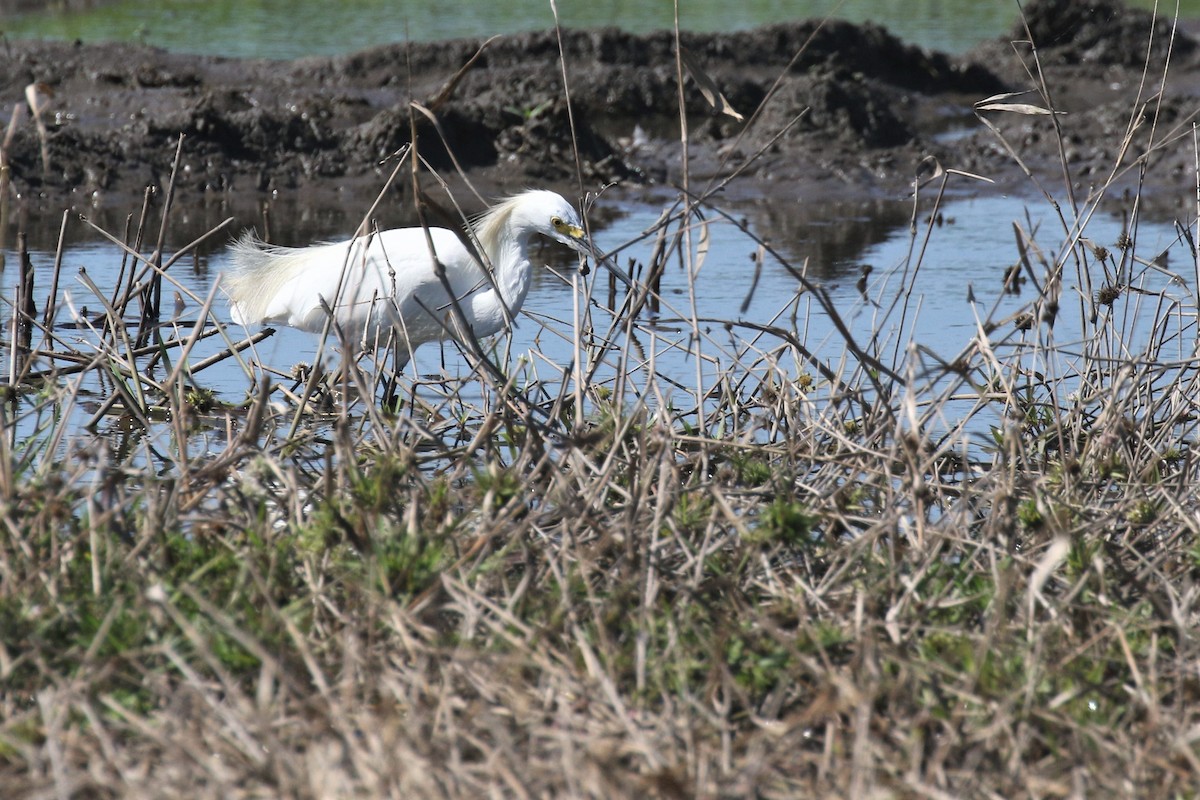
[516,190,601,261]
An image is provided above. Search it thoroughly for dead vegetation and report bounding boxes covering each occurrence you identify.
[2,3,1200,798]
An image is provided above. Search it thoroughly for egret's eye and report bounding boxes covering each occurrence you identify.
[551,216,564,229]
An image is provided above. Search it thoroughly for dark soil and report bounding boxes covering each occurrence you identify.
[2,0,1198,218]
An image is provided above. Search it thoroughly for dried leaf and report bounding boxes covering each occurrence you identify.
[976,102,1058,116]
[1028,536,1070,617]
[944,168,995,184]
[24,82,53,175]
[679,46,744,122]
[24,82,54,115]
[694,217,710,275]
[975,92,1059,116]
[916,155,945,184]
[976,90,1034,105]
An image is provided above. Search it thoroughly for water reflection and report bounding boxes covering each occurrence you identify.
[2,187,916,281]
[725,197,914,280]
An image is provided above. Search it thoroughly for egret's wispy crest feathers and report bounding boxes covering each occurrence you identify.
[472,190,540,261]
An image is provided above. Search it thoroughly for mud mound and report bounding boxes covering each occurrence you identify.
[1,19,1001,204]
[1016,0,1196,66]
[2,0,1199,210]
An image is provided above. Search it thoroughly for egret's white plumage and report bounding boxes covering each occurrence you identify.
[223,189,599,365]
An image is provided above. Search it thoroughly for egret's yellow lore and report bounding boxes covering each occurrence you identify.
[223,190,600,366]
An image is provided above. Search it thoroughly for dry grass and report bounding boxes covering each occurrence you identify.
[2,8,1200,800]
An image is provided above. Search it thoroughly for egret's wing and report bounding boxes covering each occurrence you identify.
[226,226,492,348]
[365,227,486,314]
[353,228,490,346]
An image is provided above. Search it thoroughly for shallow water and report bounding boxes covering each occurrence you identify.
[2,187,1194,458]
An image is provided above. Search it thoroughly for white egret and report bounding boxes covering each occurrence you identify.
[223,189,602,367]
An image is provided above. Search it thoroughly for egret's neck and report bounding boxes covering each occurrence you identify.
[487,227,534,311]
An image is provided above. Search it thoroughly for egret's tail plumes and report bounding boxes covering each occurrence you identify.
[224,233,344,328]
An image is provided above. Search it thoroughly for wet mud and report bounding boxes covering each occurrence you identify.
[1,0,1197,222]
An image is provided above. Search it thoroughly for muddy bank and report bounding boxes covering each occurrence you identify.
[1,0,1198,219]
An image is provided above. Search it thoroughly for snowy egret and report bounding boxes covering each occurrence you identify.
[223,190,602,367]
